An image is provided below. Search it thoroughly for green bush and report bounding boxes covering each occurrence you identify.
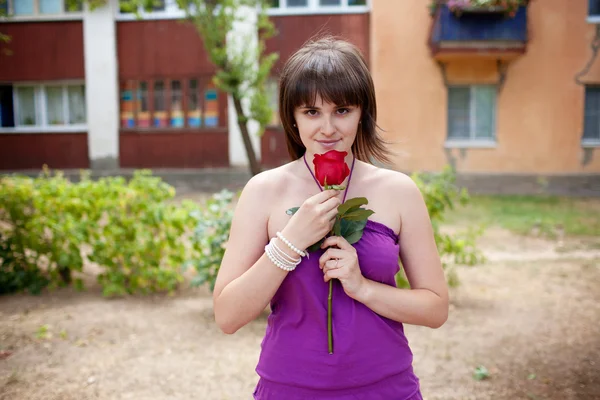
[190,166,483,291]
[402,166,484,288]
[0,168,200,296]
[186,190,235,291]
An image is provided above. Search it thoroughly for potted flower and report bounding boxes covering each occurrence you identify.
[445,0,528,18]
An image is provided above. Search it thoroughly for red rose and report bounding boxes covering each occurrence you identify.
[313,150,350,187]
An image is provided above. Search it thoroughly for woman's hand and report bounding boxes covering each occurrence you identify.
[282,190,341,251]
[319,236,366,300]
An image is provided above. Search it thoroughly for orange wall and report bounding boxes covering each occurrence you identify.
[371,0,600,174]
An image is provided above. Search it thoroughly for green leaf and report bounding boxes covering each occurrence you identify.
[344,230,364,244]
[342,209,375,222]
[338,197,368,216]
[307,239,324,253]
[333,218,342,237]
[286,207,300,216]
[473,366,490,381]
[340,218,367,245]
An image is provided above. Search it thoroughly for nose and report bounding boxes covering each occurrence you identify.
[321,116,336,137]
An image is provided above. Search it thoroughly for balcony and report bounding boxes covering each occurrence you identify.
[429,4,528,61]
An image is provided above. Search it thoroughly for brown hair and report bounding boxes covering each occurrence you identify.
[278,36,392,165]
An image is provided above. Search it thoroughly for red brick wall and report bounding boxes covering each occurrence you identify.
[0,22,84,81]
[0,133,89,170]
[119,130,229,168]
[266,13,370,74]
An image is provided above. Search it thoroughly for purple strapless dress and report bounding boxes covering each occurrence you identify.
[254,219,422,400]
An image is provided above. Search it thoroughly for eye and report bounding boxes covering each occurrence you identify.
[304,109,318,116]
[337,108,350,115]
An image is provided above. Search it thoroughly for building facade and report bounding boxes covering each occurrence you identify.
[1,0,600,186]
[371,0,600,176]
[0,0,369,170]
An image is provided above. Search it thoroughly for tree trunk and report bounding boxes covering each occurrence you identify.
[232,96,261,176]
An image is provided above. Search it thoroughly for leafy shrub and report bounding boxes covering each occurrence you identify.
[186,190,235,291]
[85,171,199,296]
[0,169,82,294]
[0,168,200,296]
[397,166,484,288]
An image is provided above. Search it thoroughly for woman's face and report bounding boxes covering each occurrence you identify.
[293,95,361,158]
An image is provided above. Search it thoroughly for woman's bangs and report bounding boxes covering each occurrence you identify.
[289,61,363,109]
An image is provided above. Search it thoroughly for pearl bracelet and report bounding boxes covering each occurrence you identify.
[265,239,300,272]
[276,232,307,258]
[271,239,300,264]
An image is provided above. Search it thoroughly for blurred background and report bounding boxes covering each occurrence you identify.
[0,0,599,399]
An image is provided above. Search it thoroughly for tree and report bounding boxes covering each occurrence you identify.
[121,0,277,175]
[177,0,277,176]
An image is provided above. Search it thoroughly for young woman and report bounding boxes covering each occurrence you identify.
[213,37,448,400]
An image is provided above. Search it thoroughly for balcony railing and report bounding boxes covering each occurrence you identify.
[429,4,528,60]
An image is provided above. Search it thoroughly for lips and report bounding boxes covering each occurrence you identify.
[317,140,340,148]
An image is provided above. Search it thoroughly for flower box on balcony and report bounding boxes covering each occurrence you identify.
[455,5,509,14]
[429,4,528,61]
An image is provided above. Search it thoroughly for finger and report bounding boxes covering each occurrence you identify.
[318,248,346,267]
[322,258,340,273]
[321,236,353,251]
[321,195,342,212]
[324,268,343,283]
[325,207,339,223]
[313,189,340,204]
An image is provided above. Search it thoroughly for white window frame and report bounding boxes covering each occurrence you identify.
[0,81,87,134]
[267,0,369,16]
[445,85,497,149]
[0,0,83,21]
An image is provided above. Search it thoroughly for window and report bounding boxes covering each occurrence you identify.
[447,85,496,143]
[137,82,150,127]
[118,0,178,17]
[204,83,219,127]
[266,78,280,127]
[120,81,135,128]
[288,0,308,6]
[119,78,220,129]
[16,87,36,126]
[268,0,369,14]
[0,83,86,130]
[170,80,183,127]
[154,80,167,127]
[4,0,82,16]
[590,0,600,18]
[188,79,201,128]
[583,86,600,144]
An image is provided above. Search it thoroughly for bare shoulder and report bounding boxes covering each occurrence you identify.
[364,163,422,198]
[237,162,297,213]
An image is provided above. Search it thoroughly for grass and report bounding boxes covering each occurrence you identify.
[445,195,600,238]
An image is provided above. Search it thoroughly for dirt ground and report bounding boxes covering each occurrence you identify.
[1,228,599,400]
